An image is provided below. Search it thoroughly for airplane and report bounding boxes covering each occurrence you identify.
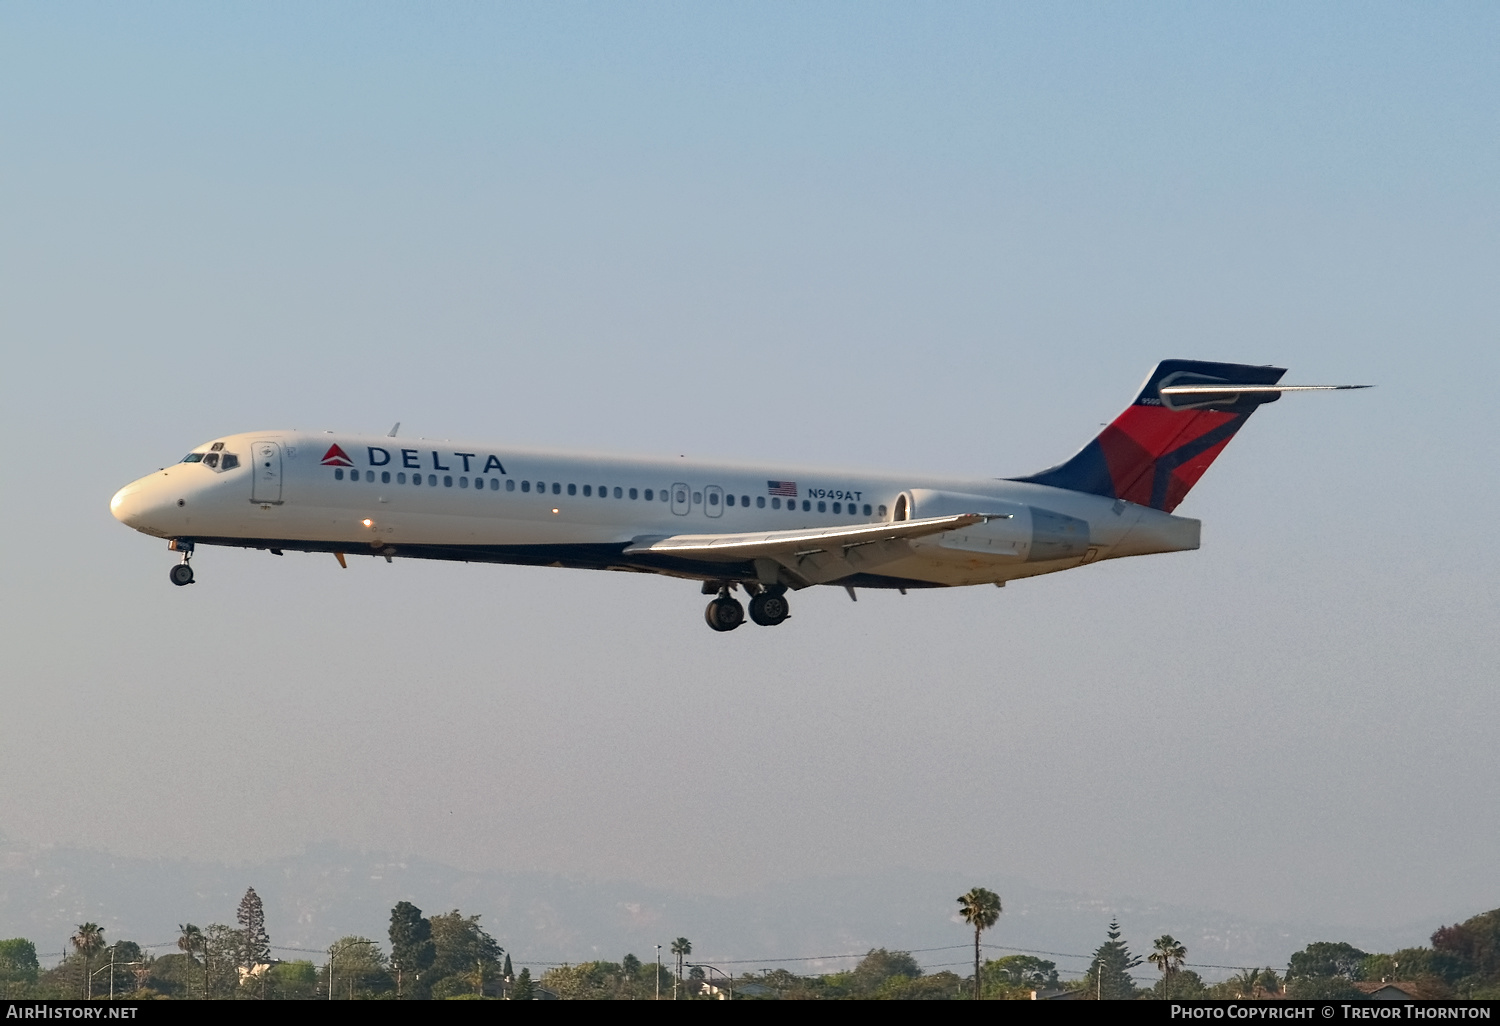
[110,359,1366,631]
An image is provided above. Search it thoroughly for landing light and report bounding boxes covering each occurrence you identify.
[362,518,373,527]
[551,508,560,514]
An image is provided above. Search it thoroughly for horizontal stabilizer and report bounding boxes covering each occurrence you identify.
[1157,383,1371,410]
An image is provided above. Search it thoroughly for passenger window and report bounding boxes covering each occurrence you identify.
[460,476,469,488]
[725,494,734,506]
[583,485,592,496]
[660,490,668,502]
[381,471,391,484]
[818,501,826,513]
[863,503,871,516]
[413,474,421,486]
[757,496,765,508]
[490,478,499,490]
[522,481,531,493]
[692,492,701,504]
[771,497,780,509]
[741,495,749,507]
[675,489,686,503]
[614,487,623,498]
[709,492,719,505]
[365,471,374,482]
[428,474,437,486]
[877,504,887,517]
[568,483,576,496]
[397,472,406,484]
[802,500,810,511]
[643,488,652,501]
[444,476,453,487]
[335,468,344,480]
[831,501,840,513]
[629,487,638,500]
[221,454,239,470]
[506,479,516,491]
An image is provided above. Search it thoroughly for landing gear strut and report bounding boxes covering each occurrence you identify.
[704,589,745,632]
[168,539,195,586]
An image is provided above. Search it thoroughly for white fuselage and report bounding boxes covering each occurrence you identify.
[110,430,1200,590]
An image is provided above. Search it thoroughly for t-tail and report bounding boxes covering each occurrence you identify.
[1014,359,1369,513]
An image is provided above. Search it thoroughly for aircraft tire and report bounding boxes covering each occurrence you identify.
[704,597,744,632]
[748,593,790,626]
[169,564,195,587]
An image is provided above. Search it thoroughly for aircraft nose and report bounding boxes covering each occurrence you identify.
[110,482,144,526]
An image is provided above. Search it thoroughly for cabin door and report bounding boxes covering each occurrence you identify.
[251,441,283,504]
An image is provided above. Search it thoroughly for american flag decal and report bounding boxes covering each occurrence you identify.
[767,480,797,497]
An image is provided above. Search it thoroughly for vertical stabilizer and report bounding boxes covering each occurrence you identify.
[1013,360,1286,512]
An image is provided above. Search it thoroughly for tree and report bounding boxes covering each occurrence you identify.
[512,967,534,1000]
[326,937,390,1000]
[236,888,271,971]
[177,924,206,998]
[848,948,922,997]
[985,954,1059,990]
[957,887,1001,999]
[1432,909,1500,984]
[1148,935,1187,998]
[70,923,105,998]
[1287,941,1368,983]
[671,937,692,987]
[389,901,435,998]
[1084,919,1141,1000]
[203,924,248,998]
[0,939,40,987]
[427,910,502,995]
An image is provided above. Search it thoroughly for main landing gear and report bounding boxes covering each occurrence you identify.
[168,539,195,586]
[703,583,790,632]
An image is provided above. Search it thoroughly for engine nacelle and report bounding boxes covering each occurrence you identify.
[894,488,1091,562]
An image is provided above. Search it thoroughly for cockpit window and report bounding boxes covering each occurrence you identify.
[181,453,204,463]
[202,453,220,468]
[221,454,239,470]
[210,442,224,452]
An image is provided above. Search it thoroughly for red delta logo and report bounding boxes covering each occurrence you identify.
[320,444,354,467]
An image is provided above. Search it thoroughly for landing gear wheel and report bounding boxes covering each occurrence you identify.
[704,596,745,632]
[169,563,195,587]
[748,592,790,626]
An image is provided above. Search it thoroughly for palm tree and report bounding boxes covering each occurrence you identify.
[957,887,1002,999]
[178,924,207,998]
[1148,935,1187,998]
[71,923,105,998]
[1229,965,1261,998]
[670,937,691,996]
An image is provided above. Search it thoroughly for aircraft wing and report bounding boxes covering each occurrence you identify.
[624,513,987,586]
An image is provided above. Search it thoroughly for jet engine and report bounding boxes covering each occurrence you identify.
[893,488,1091,562]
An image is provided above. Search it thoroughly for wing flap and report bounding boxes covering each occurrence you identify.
[624,512,986,585]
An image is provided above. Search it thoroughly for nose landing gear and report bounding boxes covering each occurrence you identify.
[168,539,195,586]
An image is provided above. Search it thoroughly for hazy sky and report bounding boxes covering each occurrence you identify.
[2,2,1496,943]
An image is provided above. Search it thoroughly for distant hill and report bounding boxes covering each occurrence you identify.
[0,831,1434,982]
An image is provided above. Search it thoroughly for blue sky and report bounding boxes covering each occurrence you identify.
[1,2,1496,947]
